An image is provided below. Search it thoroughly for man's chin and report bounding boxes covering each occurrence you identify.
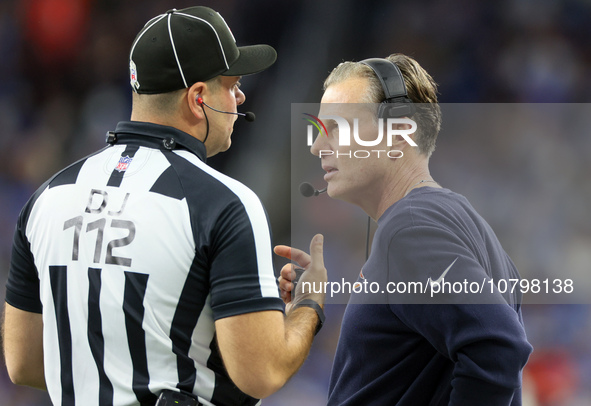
[326,185,341,200]
[217,137,232,153]
[327,185,358,205]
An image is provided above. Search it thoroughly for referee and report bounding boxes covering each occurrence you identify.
[3,6,326,406]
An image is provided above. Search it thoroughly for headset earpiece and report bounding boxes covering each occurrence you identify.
[379,99,415,119]
[359,58,416,119]
[196,94,203,105]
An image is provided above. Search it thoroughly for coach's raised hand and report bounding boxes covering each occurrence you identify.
[274,234,327,313]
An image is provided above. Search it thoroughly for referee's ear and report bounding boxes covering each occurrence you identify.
[187,82,207,120]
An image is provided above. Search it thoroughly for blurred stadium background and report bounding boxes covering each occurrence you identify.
[1,0,590,405]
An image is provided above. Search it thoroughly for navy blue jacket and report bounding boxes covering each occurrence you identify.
[328,187,533,405]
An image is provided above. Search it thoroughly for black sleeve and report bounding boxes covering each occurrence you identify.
[208,199,283,321]
[5,206,42,313]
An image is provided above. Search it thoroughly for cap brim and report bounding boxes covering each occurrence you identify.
[223,44,277,76]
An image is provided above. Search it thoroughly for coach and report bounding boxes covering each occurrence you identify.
[3,6,326,406]
[280,54,533,405]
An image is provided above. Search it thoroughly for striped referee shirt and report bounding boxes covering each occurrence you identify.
[6,121,284,406]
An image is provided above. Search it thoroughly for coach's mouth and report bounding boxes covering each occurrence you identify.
[323,166,338,181]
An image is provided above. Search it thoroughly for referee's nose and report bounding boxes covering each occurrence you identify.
[236,86,245,106]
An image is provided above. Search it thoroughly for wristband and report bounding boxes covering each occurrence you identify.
[293,299,325,335]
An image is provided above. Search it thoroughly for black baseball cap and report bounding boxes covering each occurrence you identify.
[129,6,277,94]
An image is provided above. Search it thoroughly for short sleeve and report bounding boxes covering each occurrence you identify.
[208,199,283,321]
[5,210,42,313]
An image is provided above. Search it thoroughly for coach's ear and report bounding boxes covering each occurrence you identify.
[387,118,418,155]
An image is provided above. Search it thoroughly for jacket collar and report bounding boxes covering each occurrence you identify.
[108,121,207,162]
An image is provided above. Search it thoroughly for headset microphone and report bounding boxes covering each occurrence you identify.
[299,182,327,197]
[196,96,255,122]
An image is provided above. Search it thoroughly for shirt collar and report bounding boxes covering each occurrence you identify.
[108,121,207,162]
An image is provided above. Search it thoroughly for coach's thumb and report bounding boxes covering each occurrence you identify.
[310,234,325,268]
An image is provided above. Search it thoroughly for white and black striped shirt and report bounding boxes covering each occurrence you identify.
[6,121,283,406]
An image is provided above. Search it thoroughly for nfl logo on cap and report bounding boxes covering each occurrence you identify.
[130,60,140,91]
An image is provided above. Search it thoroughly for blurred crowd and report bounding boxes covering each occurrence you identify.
[1,0,590,405]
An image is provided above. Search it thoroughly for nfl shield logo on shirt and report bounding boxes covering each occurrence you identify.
[115,156,133,172]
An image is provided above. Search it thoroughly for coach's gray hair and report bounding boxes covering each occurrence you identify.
[324,54,442,157]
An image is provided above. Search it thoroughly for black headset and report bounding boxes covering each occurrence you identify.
[359,58,416,119]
